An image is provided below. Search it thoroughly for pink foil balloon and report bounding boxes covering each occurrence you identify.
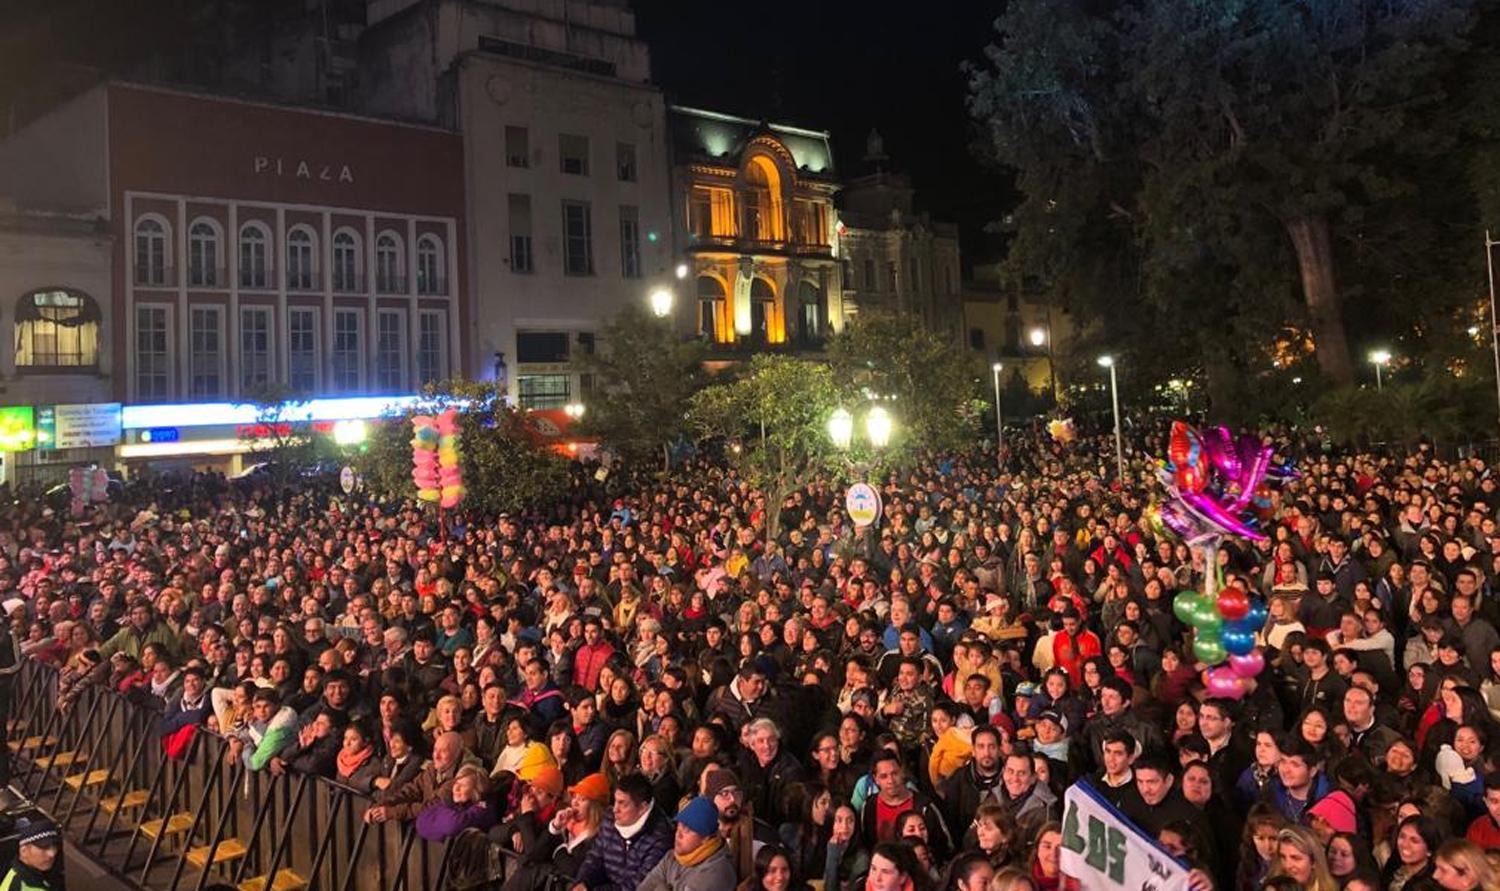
[1228,650,1265,679]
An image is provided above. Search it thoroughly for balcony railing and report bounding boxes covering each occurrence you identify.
[375,274,407,295]
[332,273,366,295]
[186,267,228,289]
[286,273,321,292]
[416,275,448,296]
[134,266,175,288]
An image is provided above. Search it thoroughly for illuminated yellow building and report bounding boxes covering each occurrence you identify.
[668,107,843,350]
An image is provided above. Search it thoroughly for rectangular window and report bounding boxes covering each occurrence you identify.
[887,262,898,293]
[863,258,877,291]
[375,309,406,392]
[240,306,272,394]
[417,310,447,386]
[968,328,986,351]
[189,306,223,399]
[332,308,362,393]
[189,231,219,287]
[509,194,534,274]
[688,187,734,239]
[619,205,641,279]
[135,305,170,400]
[516,331,570,364]
[562,201,594,276]
[616,142,637,182]
[288,308,318,393]
[518,373,570,410]
[505,125,530,168]
[559,134,589,176]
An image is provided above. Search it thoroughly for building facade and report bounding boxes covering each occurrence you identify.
[835,136,962,339]
[0,82,468,408]
[668,106,843,352]
[360,0,671,409]
[962,262,1077,403]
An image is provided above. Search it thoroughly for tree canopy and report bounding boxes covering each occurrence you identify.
[968,0,1484,401]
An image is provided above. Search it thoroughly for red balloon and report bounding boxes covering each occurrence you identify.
[1217,589,1250,621]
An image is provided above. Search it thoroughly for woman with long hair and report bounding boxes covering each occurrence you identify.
[1434,839,1500,891]
[739,843,808,891]
[968,804,1021,871]
[1382,815,1443,891]
[1026,823,1075,891]
[1267,825,1338,891]
[637,733,680,815]
[1326,832,1381,890]
[776,781,831,883]
[601,728,637,788]
[823,802,869,891]
[1233,806,1283,891]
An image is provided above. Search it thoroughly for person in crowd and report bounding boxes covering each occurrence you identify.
[571,773,673,891]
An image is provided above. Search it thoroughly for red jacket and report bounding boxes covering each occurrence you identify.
[572,641,615,693]
[1052,630,1102,685]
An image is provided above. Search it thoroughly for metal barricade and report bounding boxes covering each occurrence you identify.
[9,659,478,891]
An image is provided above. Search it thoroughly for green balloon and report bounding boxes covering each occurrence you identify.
[1191,604,1223,634]
[1173,593,1203,624]
[1194,637,1227,665]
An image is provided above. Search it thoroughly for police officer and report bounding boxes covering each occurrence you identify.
[2,816,60,891]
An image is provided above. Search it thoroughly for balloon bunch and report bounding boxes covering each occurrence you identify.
[67,467,109,516]
[1156,421,1277,542]
[411,415,442,504]
[434,409,465,509]
[411,409,465,508]
[1046,418,1076,445]
[1172,586,1270,698]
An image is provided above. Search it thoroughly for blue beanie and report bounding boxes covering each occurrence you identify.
[676,795,720,836]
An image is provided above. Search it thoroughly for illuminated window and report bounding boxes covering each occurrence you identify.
[519,373,570,409]
[696,276,725,343]
[14,289,99,369]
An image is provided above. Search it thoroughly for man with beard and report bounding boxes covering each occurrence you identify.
[938,725,1004,833]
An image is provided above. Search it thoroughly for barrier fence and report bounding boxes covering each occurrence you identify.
[9,659,516,891]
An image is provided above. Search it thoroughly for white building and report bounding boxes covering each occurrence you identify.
[361,0,673,409]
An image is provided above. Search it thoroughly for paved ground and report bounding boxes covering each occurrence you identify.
[64,839,137,891]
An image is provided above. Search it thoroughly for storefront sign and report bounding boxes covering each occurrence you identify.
[141,428,180,444]
[1060,781,1189,891]
[37,403,122,449]
[253,156,354,183]
[845,482,882,527]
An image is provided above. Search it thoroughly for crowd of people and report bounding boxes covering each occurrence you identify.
[7,420,1500,891]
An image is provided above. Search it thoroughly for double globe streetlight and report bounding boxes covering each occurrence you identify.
[828,405,893,452]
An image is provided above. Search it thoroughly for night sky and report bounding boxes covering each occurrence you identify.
[631,0,1014,266]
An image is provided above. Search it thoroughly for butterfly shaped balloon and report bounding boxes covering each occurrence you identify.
[1157,421,1299,542]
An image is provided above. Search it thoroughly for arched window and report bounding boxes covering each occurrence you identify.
[749,277,775,346]
[376,231,404,293]
[696,276,725,343]
[333,230,361,292]
[416,235,444,295]
[188,219,221,287]
[795,281,823,346]
[134,217,169,286]
[742,157,785,242]
[239,223,270,289]
[15,289,100,369]
[286,226,317,291]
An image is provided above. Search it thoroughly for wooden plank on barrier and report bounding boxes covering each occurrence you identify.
[63,769,110,789]
[187,838,248,867]
[99,790,149,813]
[139,812,194,838]
[10,735,56,751]
[239,869,307,891]
[34,750,84,769]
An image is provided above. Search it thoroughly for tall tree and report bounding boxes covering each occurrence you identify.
[687,355,841,542]
[360,379,569,516]
[969,0,1481,389]
[573,305,706,470]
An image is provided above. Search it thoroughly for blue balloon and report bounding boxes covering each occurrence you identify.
[1245,600,1268,628]
[1225,615,1259,636]
[1222,627,1255,656]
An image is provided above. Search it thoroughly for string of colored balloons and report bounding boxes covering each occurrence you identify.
[411,408,466,509]
[1156,422,1297,699]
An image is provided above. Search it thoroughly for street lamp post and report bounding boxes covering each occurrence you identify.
[991,362,1004,474]
[1368,349,1391,392]
[1098,355,1124,484]
[1029,323,1058,406]
[649,287,674,319]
